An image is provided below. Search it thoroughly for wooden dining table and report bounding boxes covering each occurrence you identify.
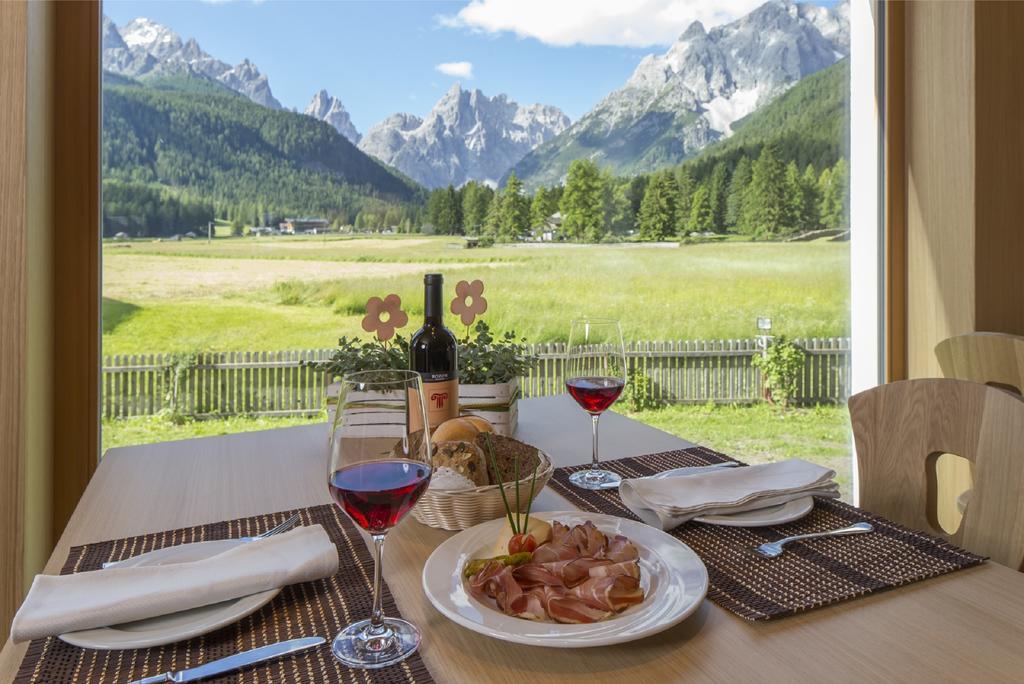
[3,394,1024,682]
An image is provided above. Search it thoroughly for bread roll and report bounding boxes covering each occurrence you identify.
[432,416,485,443]
[432,440,488,486]
[461,415,494,433]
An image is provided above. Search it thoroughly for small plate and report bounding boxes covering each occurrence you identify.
[422,511,708,648]
[651,467,815,527]
[59,539,279,650]
[693,496,814,526]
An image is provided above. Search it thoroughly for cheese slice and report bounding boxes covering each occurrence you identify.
[492,517,553,556]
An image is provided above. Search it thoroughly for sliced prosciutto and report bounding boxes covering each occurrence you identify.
[466,521,646,624]
[572,575,645,612]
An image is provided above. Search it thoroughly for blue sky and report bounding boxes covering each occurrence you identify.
[103,0,839,134]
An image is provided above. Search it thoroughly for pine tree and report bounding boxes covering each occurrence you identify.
[495,172,530,240]
[784,160,804,233]
[687,183,714,233]
[820,158,849,230]
[461,181,493,235]
[560,159,605,241]
[707,161,728,232]
[726,156,751,230]
[604,177,633,236]
[674,166,695,234]
[742,143,788,236]
[800,164,821,230]
[637,171,679,241]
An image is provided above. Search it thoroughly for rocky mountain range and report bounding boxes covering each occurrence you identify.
[102,16,282,110]
[510,0,849,188]
[358,84,571,189]
[305,89,361,145]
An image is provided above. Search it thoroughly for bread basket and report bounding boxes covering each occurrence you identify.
[412,433,554,531]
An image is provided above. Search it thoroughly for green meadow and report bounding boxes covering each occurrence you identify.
[102,235,849,355]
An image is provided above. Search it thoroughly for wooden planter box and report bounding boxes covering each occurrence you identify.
[326,377,518,436]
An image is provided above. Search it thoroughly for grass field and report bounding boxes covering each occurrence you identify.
[101,404,852,500]
[102,235,850,354]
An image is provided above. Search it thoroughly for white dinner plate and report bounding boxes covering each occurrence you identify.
[422,511,708,648]
[651,466,815,527]
[59,539,279,650]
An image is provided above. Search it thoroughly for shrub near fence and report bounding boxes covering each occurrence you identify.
[101,338,850,420]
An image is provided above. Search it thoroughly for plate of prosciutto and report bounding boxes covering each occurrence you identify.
[422,511,708,647]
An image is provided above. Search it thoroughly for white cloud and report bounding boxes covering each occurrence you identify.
[436,61,474,79]
[440,0,767,48]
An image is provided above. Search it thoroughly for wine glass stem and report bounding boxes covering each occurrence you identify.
[369,534,386,632]
[590,413,601,470]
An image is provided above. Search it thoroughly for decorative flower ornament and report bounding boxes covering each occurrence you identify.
[450,279,488,327]
[361,294,408,342]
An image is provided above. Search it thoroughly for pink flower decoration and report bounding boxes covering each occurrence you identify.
[361,294,408,342]
[450,279,488,326]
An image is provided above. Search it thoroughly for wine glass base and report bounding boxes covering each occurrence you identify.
[331,617,421,670]
[569,469,621,490]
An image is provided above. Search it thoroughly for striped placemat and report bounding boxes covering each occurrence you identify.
[15,505,434,683]
[550,447,986,621]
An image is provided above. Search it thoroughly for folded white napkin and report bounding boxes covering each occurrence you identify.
[11,525,339,643]
[619,459,839,530]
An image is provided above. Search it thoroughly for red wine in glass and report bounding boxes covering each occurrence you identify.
[565,318,628,490]
[566,377,625,414]
[329,460,432,534]
[327,369,431,670]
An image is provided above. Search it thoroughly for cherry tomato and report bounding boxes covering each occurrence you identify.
[508,533,537,554]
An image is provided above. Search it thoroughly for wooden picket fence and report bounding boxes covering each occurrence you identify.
[101,337,850,420]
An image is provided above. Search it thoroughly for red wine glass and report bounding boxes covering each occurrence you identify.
[565,318,627,489]
[327,370,431,669]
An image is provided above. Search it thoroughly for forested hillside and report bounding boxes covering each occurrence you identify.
[102,74,424,236]
[421,59,849,242]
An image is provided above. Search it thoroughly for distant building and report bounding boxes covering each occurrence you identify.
[281,217,328,234]
[530,211,562,242]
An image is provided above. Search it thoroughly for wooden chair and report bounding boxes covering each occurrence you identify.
[935,331,1024,395]
[848,378,1024,570]
[935,332,1024,513]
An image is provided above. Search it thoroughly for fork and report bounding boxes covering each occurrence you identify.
[101,513,301,569]
[754,521,873,558]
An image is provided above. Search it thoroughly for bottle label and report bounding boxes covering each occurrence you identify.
[409,379,459,433]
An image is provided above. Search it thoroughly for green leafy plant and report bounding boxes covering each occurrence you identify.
[751,336,806,407]
[159,351,201,424]
[457,320,536,385]
[625,367,664,411]
[310,321,535,386]
[308,334,410,380]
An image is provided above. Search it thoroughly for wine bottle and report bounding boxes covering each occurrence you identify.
[410,273,459,431]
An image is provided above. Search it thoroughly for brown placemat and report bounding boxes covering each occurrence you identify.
[550,447,985,621]
[15,505,434,683]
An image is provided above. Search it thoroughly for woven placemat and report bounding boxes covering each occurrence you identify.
[15,505,434,683]
[550,447,986,621]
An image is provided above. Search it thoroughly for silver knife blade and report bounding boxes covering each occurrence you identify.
[129,636,325,684]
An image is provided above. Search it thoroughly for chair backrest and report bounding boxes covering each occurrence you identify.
[848,378,1024,570]
[935,332,1024,395]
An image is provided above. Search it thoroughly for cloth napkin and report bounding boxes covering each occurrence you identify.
[619,459,839,530]
[11,524,339,643]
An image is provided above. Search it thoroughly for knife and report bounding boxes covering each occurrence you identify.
[128,636,325,683]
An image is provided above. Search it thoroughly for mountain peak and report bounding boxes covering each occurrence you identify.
[305,89,360,145]
[681,21,706,40]
[103,17,282,111]
[360,87,569,188]
[511,0,849,188]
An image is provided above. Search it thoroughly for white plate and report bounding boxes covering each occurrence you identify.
[693,497,814,526]
[422,511,708,648]
[59,539,279,650]
[651,466,815,527]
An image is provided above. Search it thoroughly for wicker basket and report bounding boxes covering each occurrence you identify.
[412,437,553,531]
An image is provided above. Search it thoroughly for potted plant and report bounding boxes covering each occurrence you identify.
[312,283,535,435]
